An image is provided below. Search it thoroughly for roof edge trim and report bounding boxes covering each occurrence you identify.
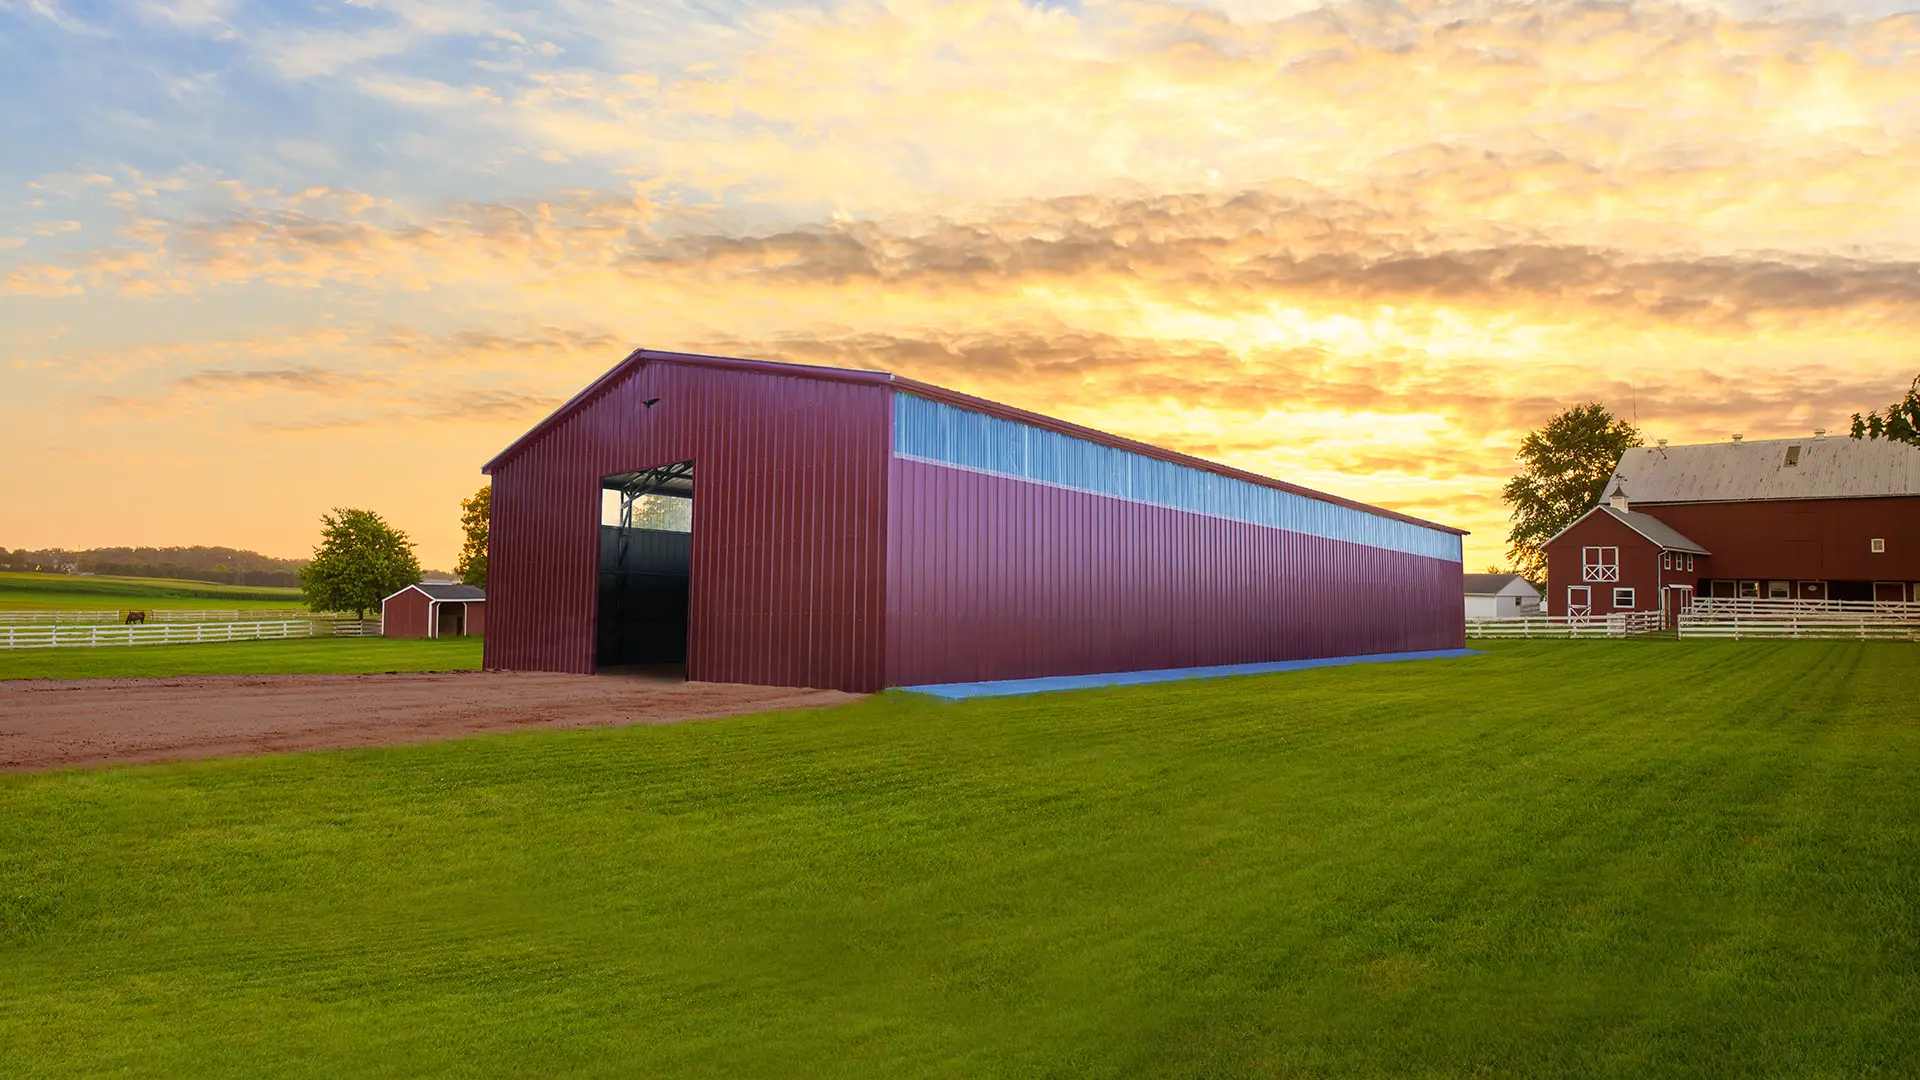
[1541,505,1710,553]
[478,347,1465,537]
[891,379,1467,536]
[481,348,895,474]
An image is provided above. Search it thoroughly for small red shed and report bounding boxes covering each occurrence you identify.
[382,583,487,638]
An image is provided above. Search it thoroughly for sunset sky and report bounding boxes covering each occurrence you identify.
[4,0,1918,569]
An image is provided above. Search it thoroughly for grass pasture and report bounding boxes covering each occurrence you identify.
[0,569,306,610]
[2,639,1916,1078]
[0,635,482,680]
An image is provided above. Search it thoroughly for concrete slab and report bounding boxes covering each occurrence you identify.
[899,648,1482,700]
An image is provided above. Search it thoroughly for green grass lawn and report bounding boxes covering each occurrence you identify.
[0,570,306,610]
[0,636,483,680]
[2,639,1915,1078]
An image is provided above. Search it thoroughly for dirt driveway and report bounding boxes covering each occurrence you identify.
[0,671,864,771]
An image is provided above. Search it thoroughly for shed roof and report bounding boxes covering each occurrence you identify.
[1462,573,1538,596]
[1544,505,1710,554]
[483,348,1467,536]
[386,583,486,602]
[1613,437,1920,504]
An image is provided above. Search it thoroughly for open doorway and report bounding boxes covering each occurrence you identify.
[597,461,694,672]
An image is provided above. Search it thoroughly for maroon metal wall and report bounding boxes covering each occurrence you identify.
[884,458,1464,686]
[382,589,431,638]
[485,358,891,691]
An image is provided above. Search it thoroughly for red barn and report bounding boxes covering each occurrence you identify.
[480,349,1468,692]
[1546,435,1920,620]
[382,584,488,638]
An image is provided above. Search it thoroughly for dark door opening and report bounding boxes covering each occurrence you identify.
[597,462,694,670]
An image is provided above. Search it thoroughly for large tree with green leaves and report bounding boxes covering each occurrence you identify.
[1850,375,1920,445]
[1501,404,1643,582]
[298,508,422,618]
[454,485,489,589]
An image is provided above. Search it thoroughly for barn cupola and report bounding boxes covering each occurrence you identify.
[1609,484,1630,513]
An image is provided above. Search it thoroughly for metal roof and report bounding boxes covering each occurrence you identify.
[1462,573,1537,596]
[1543,505,1710,554]
[484,348,1467,536]
[1613,437,1920,504]
[405,583,486,601]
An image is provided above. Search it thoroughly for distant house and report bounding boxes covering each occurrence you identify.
[1463,573,1541,619]
[1544,434,1920,621]
[382,583,487,638]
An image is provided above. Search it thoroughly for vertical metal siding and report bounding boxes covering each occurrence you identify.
[884,456,1465,687]
[484,360,890,691]
[381,590,431,638]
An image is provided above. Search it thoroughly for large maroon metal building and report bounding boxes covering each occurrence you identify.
[482,349,1467,692]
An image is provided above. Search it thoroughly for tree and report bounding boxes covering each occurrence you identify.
[1850,375,1920,445]
[298,508,422,617]
[632,493,692,531]
[1501,404,1643,582]
[455,484,490,589]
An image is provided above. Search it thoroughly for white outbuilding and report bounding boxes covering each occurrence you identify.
[1464,573,1541,619]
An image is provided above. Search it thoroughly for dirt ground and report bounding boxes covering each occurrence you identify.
[0,671,865,771]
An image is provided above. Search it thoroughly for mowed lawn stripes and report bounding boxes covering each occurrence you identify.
[1,639,1916,1078]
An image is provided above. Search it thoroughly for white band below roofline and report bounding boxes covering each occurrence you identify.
[892,452,1463,564]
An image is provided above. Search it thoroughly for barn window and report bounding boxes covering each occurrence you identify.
[1784,445,1801,467]
[1739,581,1759,598]
[1582,546,1619,581]
[1767,581,1791,599]
[1662,552,1671,570]
[1612,587,1635,608]
[1872,538,1886,553]
[1686,554,1695,571]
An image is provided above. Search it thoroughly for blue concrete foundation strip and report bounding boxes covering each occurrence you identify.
[899,648,1483,700]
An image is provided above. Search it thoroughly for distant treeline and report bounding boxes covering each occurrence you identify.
[0,545,308,588]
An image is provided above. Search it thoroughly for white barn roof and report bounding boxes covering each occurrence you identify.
[1613,437,1920,504]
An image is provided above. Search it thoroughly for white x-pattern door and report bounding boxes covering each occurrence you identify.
[1565,586,1591,617]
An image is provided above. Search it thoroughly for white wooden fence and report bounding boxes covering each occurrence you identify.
[1467,611,1664,639]
[1687,597,1920,619]
[1677,612,1920,640]
[0,618,382,650]
[0,608,318,625]
[1676,596,1920,639]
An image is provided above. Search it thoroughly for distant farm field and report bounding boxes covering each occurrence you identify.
[2,640,1916,1078]
[0,636,482,680]
[0,570,306,609]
